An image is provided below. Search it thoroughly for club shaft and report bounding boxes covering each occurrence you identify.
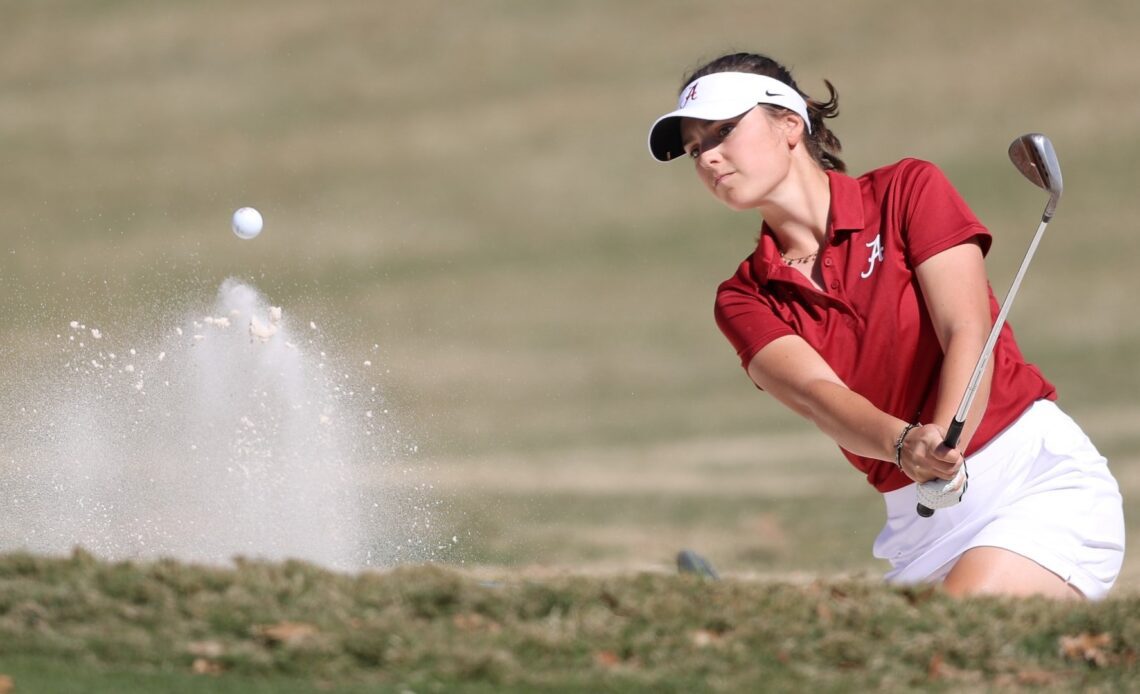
[946,211,1052,445]
[919,133,1061,518]
[919,208,1054,518]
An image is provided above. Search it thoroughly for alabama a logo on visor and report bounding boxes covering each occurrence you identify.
[683,83,698,106]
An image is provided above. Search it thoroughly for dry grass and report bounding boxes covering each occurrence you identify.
[2,0,1140,593]
[3,551,1140,692]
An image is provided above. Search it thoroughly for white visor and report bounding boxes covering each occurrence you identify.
[647,72,811,162]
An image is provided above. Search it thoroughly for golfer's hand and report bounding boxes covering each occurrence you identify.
[899,424,963,484]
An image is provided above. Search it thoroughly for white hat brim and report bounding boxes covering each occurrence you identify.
[646,72,811,163]
[647,98,761,162]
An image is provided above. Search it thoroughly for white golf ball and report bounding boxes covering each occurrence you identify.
[232,207,263,240]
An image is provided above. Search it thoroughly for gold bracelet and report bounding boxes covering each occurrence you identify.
[894,422,921,469]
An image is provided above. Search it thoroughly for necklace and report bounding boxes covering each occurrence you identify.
[781,251,818,266]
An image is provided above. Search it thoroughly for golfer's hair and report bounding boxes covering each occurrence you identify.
[682,52,845,173]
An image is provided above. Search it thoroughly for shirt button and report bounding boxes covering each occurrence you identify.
[830,280,840,290]
[824,258,833,267]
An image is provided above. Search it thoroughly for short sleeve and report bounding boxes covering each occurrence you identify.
[895,160,991,266]
[714,257,795,370]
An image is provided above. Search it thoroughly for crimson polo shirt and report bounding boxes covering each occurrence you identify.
[714,158,1056,493]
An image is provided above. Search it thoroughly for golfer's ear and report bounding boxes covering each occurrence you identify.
[783,112,807,147]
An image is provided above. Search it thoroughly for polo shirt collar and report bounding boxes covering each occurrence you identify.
[752,169,866,283]
[827,169,865,235]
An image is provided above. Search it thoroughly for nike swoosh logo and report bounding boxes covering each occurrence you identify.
[765,90,783,97]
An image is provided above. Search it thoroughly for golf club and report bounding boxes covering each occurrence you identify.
[916,133,1064,518]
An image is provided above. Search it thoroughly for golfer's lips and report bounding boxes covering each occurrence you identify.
[713,172,734,188]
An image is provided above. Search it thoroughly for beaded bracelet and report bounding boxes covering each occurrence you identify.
[894,422,921,469]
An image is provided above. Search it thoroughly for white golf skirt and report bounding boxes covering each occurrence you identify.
[873,400,1125,600]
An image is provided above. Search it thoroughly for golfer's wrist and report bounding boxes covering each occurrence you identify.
[894,422,921,469]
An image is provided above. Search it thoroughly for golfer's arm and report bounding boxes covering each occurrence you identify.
[915,242,993,451]
[746,336,907,462]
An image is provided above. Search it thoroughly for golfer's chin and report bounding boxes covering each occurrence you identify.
[715,191,759,213]
[704,179,757,211]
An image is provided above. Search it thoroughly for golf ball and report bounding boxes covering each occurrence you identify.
[232,207,263,240]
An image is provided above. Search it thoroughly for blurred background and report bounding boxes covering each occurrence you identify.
[2,0,1138,583]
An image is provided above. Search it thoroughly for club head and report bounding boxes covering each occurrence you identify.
[1009,133,1063,219]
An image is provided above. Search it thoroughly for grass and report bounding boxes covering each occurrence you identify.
[434,491,884,572]
[1,551,1139,692]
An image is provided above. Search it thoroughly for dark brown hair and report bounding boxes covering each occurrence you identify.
[682,53,845,173]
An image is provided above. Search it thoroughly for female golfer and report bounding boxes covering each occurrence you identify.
[648,52,1124,599]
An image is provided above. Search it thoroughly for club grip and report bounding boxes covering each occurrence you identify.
[916,418,966,517]
[943,418,965,450]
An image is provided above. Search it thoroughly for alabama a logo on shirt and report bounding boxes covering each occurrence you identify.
[861,233,884,279]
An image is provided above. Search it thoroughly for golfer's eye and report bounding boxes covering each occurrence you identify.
[717,124,735,139]
[687,146,700,159]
